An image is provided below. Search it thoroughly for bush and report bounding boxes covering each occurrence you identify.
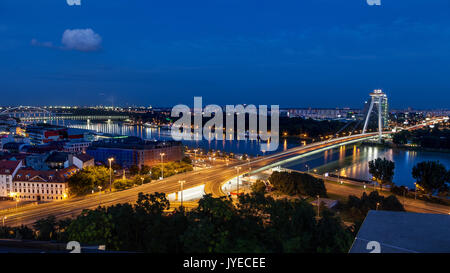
[151,161,193,180]
[268,171,327,197]
[113,178,134,191]
[345,191,405,222]
[251,180,266,194]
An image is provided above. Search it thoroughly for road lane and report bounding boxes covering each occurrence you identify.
[2,128,446,227]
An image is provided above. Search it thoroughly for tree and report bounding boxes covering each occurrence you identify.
[60,192,354,253]
[314,210,353,253]
[135,192,170,215]
[33,216,57,241]
[111,163,122,171]
[140,165,151,175]
[67,207,121,250]
[251,180,266,194]
[268,171,327,197]
[32,216,72,242]
[150,161,193,180]
[181,156,192,165]
[113,178,134,191]
[68,166,110,196]
[133,175,151,185]
[368,158,395,189]
[412,161,449,195]
[129,165,140,176]
[346,191,404,222]
[392,131,409,145]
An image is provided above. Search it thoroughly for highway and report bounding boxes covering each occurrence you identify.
[319,175,450,215]
[1,133,379,227]
[1,117,447,227]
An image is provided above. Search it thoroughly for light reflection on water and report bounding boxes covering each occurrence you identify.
[50,120,300,156]
[284,145,450,188]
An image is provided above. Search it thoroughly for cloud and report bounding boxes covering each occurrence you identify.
[31,39,54,48]
[61,28,102,52]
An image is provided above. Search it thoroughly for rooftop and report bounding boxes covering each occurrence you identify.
[74,153,94,163]
[14,166,78,183]
[89,137,181,150]
[45,152,69,163]
[0,160,21,175]
[350,210,450,253]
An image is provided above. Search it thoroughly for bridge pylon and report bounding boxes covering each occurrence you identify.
[362,89,387,141]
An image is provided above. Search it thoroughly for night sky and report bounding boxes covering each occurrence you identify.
[1,0,450,109]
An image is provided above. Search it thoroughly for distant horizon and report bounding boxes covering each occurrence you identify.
[0,104,448,112]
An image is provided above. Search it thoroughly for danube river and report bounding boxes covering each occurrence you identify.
[53,120,450,188]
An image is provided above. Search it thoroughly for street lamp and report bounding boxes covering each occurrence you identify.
[335,169,341,184]
[404,187,408,206]
[193,149,198,170]
[235,166,241,196]
[160,153,165,179]
[317,195,320,217]
[305,164,310,173]
[414,182,417,200]
[108,157,114,192]
[376,202,380,211]
[98,186,102,206]
[178,180,185,207]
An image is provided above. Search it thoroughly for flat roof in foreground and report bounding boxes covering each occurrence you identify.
[350,210,450,253]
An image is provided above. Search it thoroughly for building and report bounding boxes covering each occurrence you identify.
[25,125,67,145]
[287,108,362,120]
[44,152,70,169]
[0,160,22,198]
[25,153,51,170]
[63,140,91,153]
[69,153,94,170]
[2,142,27,153]
[350,210,450,253]
[87,137,183,168]
[11,166,78,202]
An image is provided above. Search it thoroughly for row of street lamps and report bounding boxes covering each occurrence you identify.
[106,152,167,193]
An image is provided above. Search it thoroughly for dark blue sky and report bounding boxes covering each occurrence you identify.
[1,0,449,109]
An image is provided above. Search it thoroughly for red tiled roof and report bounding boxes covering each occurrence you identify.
[14,166,79,183]
[0,160,21,175]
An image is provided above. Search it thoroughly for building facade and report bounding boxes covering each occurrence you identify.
[11,166,78,201]
[287,108,362,120]
[0,160,22,198]
[87,138,183,168]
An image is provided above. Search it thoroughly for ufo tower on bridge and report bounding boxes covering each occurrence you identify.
[362,89,388,140]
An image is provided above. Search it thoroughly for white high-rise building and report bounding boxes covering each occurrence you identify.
[0,160,22,197]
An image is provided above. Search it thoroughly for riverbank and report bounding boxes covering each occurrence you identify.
[361,141,450,154]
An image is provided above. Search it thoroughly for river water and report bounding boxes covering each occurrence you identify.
[52,120,450,188]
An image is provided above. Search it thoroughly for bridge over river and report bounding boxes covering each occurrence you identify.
[0,117,447,227]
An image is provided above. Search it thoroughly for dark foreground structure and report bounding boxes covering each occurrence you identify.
[350,210,450,253]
